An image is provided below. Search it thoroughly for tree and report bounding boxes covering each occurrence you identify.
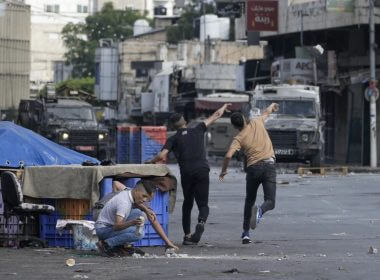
[166,1,216,44]
[62,2,151,78]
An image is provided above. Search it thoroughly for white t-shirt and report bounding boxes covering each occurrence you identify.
[96,190,134,227]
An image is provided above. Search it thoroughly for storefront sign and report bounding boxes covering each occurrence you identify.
[246,0,278,31]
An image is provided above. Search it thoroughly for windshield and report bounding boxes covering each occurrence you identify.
[47,106,94,121]
[254,100,316,118]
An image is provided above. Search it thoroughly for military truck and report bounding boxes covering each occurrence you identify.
[18,98,109,160]
[250,83,324,166]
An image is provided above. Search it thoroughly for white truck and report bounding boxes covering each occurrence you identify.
[250,83,323,166]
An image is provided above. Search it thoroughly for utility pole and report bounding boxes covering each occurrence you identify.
[369,0,378,167]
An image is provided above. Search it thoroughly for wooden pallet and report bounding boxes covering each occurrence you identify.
[297,166,348,176]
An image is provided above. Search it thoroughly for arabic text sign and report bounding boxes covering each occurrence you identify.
[327,0,354,13]
[216,2,245,18]
[247,0,278,32]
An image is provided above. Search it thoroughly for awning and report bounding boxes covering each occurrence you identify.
[195,93,249,111]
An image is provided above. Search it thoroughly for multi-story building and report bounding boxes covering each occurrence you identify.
[24,0,90,93]
[93,0,176,18]
[0,0,31,113]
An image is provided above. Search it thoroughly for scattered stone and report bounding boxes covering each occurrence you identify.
[259,270,270,273]
[233,253,237,257]
[277,258,282,261]
[318,254,327,257]
[338,266,345,271]
[75,270,91,273]
[223,268,239,274]
[277,180,289,185]
[346,253,353,257]
[177,274,183,276]
[73,275,88,279]
[258,253,265,256]
[370,220,374,224]
[132,253,142,258]
[283,255,288,259]
[66,258,76,267]
[368,246,378,254]
[332,232,346,236]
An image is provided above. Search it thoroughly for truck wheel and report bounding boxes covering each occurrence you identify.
[310,151,321,167]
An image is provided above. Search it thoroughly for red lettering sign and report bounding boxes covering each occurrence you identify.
[246,0,278,32]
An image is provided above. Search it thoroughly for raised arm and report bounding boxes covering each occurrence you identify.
[203,103,231,127]
[261,103,279,121]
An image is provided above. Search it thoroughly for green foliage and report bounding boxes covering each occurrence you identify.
[56,77,95,94]
[62,2,151,78]
[167,1,216,44]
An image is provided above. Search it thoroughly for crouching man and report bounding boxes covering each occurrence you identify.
[95,180,154,256]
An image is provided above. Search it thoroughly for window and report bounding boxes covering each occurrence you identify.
[77,5,88,13]
[45,4,59,13]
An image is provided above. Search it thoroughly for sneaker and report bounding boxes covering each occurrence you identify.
[242,235,252,245]
[250,205,258,230]
[96,241,114,257]
[190,222,205,243]
[183,235,198,245]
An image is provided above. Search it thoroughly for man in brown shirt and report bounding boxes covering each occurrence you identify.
[219,103,279,244]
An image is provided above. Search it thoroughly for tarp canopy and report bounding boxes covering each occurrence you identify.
[0,121,99,168]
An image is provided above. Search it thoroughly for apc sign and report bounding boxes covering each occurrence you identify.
[246,0,278,32]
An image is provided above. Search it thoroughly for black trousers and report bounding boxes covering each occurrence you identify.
[180,168,210,235]
[243,162,276,232]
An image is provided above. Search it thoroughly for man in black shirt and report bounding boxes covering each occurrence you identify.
[149,104,230,245]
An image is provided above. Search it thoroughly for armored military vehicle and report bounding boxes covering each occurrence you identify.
[18,98,109,160]
[250,83,323,166]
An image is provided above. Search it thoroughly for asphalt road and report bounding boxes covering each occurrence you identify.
[1,164,379,280]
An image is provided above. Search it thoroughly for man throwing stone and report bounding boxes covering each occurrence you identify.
[149,104,231,245]
[219,103,279,244]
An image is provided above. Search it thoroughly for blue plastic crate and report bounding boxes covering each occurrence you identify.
[39,212,93,248]
[134,190,169,247]
[116,127,141,164]
[99,178,113,198]
[140,129,165,163]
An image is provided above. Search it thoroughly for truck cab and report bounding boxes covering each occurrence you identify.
[251,84,324,166]
[18,98,109,160]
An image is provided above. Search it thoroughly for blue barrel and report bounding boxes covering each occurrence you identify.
[99,178,113,198]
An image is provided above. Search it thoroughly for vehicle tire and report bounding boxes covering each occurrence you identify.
[310,151,321,167]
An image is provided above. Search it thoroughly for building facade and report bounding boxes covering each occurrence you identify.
[24,0,90,93]
[0,0,31,112]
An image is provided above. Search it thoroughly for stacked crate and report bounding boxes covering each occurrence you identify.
[116,125,141,164]
[140,126,167,163]
[116,126,167,164]
[39,199,92,248]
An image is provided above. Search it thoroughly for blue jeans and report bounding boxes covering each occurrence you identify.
[95,209,145,248]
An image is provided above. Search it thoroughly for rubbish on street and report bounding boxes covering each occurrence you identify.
[66,258,76,267]
[223,268,239,274]
[368,246,378,254]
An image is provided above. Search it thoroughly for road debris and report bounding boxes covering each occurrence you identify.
[259,270,270,273]
[258,253,265,256]
[318,254,327,257]
[223,268,239,274]
[331,232,346,236]
[277,180,289,185]
[74,270,91,273]
[73,275,88,279]
[346,253,353,257]
[338,266,345,271]
[368,246,378,254]
[66,258,76,267]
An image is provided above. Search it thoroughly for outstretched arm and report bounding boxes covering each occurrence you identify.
[203,103,231,127]
[261,103,279,121]
[146,149,169,164]
[219,148,236,181]
[135,203,179,250]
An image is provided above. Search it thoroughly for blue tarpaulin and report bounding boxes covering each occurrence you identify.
[0,121,99,168]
